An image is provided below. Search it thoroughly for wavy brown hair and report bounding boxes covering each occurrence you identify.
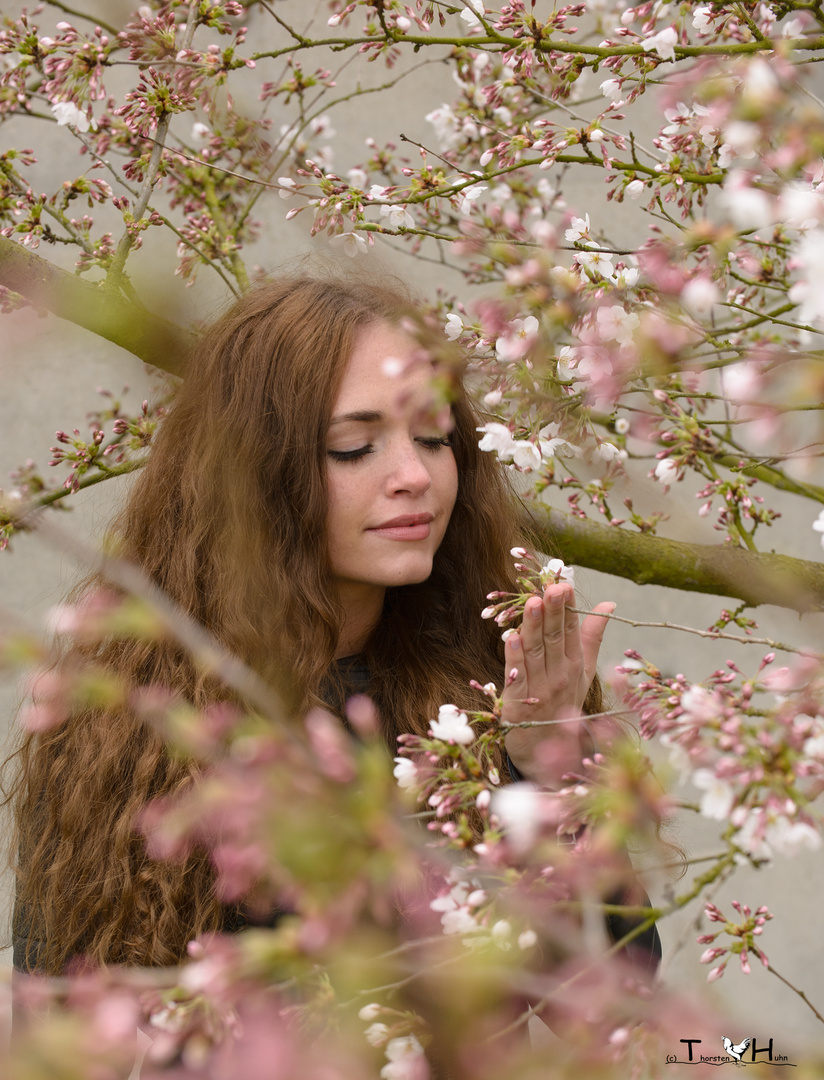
[5,273,601,975]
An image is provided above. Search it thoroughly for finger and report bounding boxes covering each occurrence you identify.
[513,594,549,692]
[537,583,567,670]
[561,584,584,664]
[502,631,530,705]
[580,601,616,684]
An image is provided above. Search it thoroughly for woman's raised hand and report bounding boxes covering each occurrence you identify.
[501,583,615,782]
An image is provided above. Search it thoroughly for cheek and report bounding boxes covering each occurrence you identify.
[436,455,459,530]
[326,468,362,541]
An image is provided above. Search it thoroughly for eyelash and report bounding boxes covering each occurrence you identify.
[327,436,452,464]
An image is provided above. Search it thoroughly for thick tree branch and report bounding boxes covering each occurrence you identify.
[524,504,824,613]
[0,236,192,375]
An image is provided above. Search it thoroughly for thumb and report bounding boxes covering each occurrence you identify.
[580,601,616,683]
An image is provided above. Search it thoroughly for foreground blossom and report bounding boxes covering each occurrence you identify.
[429,704,475,745]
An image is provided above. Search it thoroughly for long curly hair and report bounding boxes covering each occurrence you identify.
[5,273,601,975]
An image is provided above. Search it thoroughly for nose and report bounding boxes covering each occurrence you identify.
[385,439,433,496]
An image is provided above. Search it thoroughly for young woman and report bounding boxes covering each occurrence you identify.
[6,272,655,975]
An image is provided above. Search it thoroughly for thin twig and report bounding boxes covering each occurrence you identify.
[106,0,201,292]
[28,513,286,724]
[766,963,824,1025]
[43,0,119,36]
[568,606,824,659]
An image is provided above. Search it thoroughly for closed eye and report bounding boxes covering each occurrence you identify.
[418,435,452,451]
[327,445,374,463]
[327,436,452,464]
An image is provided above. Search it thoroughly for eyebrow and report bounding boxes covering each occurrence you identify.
[328,410,385,426]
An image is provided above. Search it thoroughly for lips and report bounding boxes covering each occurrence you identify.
[370,512,434,529]
[367,512,434,542]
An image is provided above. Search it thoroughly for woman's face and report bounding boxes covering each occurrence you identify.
[326,322,459,605]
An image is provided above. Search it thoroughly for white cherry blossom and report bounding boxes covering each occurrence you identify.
[778,183,823,231]
[491,783,542,852]
[595,305,639,345]
[654,458,678,486]
[444,313,463,340]
[460,0,485,27]
[381,1035,427,1080]
[692,5,713,30]
[495,315,538,362]
[642,26,678,61]
[366,1023,390,1046]
[813,508,824,548]
[788,228,824,325]
[564,213,591,243]
[277,177,297,199]
[539,558,575,586]
[613,265,639,289]
[430,704,475,745]
[329,231,367,257]
[380,203,415,229]
[458,182,487,215]
[575,249,615,281]
[425,104,461,150]
[692,769,735,820]
[393,757,418,791]
[600,78,623,101]
[682,277,720,318]
[594,440,626,463]
[441,908,479,935]
[477,421,517,460]
[718,172,774,229]
[511,440,542,471]
[518,929,538,949]
[51,101,95,132]
[625,179,645,199]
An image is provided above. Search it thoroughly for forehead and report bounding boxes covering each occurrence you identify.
[332,322,436,418]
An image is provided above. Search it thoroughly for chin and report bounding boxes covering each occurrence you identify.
[379,556,436,587]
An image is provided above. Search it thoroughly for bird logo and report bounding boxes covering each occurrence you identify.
[722,1037,751,1064]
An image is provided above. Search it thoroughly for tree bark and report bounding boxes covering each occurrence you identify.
[524,504,824,613]
[0,236,192,375]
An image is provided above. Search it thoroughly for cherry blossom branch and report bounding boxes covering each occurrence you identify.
[4,160,96,256]
[568,607,822,658]
[70,131,241,297]
[106,117,171,292]
[766,962,824,1024]
[249,32,824,64]
[43,0,119,36]
[106,0,202,293]
[711,451,824,505]
[29,513,286,722]
[34,459,145,508]
[486,852,736,1043]
[524,504,824,613]
[0,236,192,372]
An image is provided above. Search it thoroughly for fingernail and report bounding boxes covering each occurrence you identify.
[550,590,564,605]
[509,634,521,651]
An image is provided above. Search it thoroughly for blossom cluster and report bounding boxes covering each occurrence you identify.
[615,651,824,862]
